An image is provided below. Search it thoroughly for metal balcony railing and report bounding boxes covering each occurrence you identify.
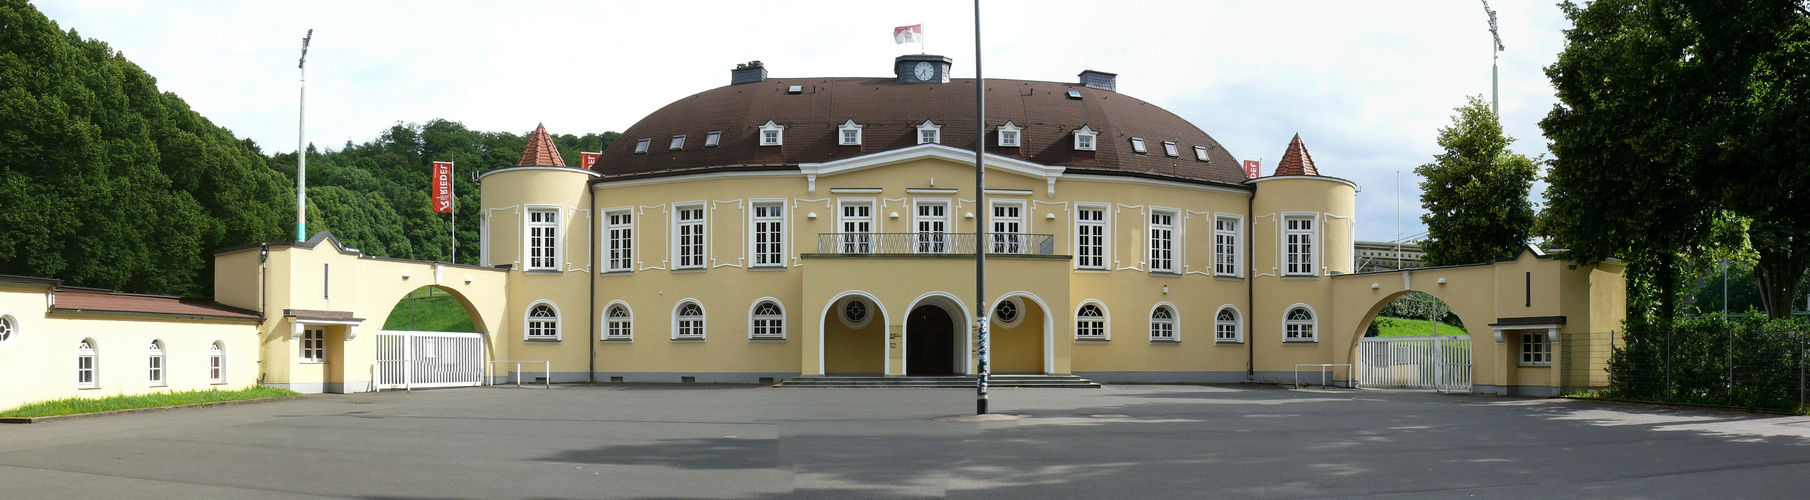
[814,233,1055,256]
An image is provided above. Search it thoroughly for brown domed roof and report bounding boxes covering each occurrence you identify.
[593,77,1247,185]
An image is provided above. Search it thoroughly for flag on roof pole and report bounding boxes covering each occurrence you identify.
[894,24,923,49]
[579,152,600,171]
[431,161,454,213]
[1243,160,1261,179]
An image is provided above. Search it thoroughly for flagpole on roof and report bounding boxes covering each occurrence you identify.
[972,0,990,416]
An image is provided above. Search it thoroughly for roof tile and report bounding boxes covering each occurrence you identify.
[516,124,566,167]
[1273,134,1319,176]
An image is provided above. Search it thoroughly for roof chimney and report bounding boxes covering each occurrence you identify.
[731,61,767,85]
[1078,70,1117,92]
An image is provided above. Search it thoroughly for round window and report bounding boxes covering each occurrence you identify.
[992,297,1025,329]
[0,314,14,345]
[837,297,875,329]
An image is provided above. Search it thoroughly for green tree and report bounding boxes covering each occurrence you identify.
[1415,96,1538,267]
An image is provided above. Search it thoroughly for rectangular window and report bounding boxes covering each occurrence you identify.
[761,130,781,146]
[1194,145,1210,161]
[1076,134,1095,151]
[605,211,633,272]
[841,129,861,145]
[148,351,163,386]
[1214,216,1240,276]
[914,200,950,254]
[705,131,722,147]
[1130,137,1148,154]
[1149,211,1176,273]
[634,138,651,154]
[669,135,685,150]
[675,206,706,269]
[301,329,325,362]
[991,201,1024,254]
[527,208,559,271]
[839,200,874,254]
[1522,332,1552,365]
[751,202,785,267]
[1162,141,1179,157]
[1076,206,1107,270]
[209,352,223,383]
[1000,130,1019,147]
[920,129,939,144]
[1284,215,1315,276]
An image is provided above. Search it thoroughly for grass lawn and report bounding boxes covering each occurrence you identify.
[382,286,477,332]
[0,386,300,418]
[1370,316,1470,337]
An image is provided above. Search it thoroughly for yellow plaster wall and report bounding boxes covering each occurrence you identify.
[1250,176,1356,377]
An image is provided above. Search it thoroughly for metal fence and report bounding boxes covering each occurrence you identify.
[814,233,1055,256]
[374,331,486,390]
[1586,322,1810,413]
[1357,335,1472,392]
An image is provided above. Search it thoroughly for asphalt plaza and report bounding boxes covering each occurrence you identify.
[6,384,1810,499]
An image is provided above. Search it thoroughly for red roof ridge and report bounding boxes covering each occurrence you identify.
[1272,133,1319,176]
[516,124,566,167]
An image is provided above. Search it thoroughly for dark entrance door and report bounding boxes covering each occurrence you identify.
[906,305,958,376]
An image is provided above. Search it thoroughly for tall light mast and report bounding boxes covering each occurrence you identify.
[1481,1,1504,116]
[295,29,313,242]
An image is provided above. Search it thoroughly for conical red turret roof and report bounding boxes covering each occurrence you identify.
[1272,133,1318,176]
[516,123,566,167]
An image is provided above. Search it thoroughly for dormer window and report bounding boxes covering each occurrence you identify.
[1130,137,1148,154]
[997,121,1021,148]
[917,120,941,145]
[705,131,722,147]
[759,120,785,146]
[634,138,651,154]
[838,119,864,146]
[670,135,686,151]
[1162,141,1179,157]
[1193,145,1210,162]
[1074,125,1097,151]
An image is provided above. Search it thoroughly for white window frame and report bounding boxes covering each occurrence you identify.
[1149,303,1179,342]
[633,138,651,154]
[77,338,98,388]
[749,298,786,340]
[1162,140,1180,157]
[1074,125,1097,151]
[603,301,633,341]
[704,131,722,148]
[673,203,707,270]
[1282,213,1319,277]
[1215,306,1242,343]
[0,314,17,346]
[1522,332,1553,366]
[603,208,634,273]
[997,121,1021,148]
[917,120,941,145]
[1075,300,1109,341]
[1194,145,1211,162]
[759,120,785,146]
[300,328,325,362]
[1074,204,1109,270]
[1214,214,1243,277]
[1148,208,1178,274]
[913,198,952,254]
[673,300,706,340]
[669,135,686,151]
[524,206,562,272]
[208,341,226,384]
[990,199,1027,254]
[837,198,876,254]
[1130,137,1148,154]
[749,200,787,268]
[147,339,165,386]
[525,300,561,341]
[838,119,863,146]
[992,296,1025,329]
[1283,304,1318,343]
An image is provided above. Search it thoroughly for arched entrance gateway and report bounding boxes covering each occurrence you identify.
[906,305,958,375]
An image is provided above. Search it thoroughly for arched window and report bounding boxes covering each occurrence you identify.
[1215,307,1241,343]
[148,340,166,386]
[1285,306,1316,342]
[1150,305,1177,342]
[1075,303,1107,339]
[675,301,705,339]
[751,300,784,339]
[605,303,632,340]
[208,341,226,383]
[77,339,98,388]
[526,302,559,340]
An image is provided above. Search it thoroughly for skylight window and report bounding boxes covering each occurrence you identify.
[1193,145,1210,162]
[1066,90,1083,99]
[1162,141,1179,157]
[634,138,651,154]
[670,135,686,151]
[705,131,721,147]
[1130,137,1147,154]
[787,85,803,94]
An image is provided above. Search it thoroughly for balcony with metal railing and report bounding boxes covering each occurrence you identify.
[805,233,1064,258]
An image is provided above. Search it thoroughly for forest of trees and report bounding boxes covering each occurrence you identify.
[0,1,614,296]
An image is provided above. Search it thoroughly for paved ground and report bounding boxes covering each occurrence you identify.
[5,384,1810,499]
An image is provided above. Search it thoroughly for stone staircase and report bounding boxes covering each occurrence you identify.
[774,374,1100,389]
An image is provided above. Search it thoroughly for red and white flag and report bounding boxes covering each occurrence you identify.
[893,24,923,45]
[579,152,600,171]
[1243,160,1261,179]
[431,161,454,213]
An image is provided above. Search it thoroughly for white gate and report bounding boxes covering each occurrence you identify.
[374,331,486,390]
[1357,335,1471,392]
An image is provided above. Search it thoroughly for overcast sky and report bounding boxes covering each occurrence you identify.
[37,0,1570,243]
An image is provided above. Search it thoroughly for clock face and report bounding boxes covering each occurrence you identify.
[913,62,935,81]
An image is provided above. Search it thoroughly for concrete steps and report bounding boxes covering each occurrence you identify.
[774,374,1100,389]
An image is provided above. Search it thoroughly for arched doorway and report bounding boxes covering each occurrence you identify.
[374,285,487,389]
[991,293,1050,374]
[822,294,886,376]
[906,305,958,376]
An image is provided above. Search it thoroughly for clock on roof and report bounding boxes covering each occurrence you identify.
[895,55,952,84]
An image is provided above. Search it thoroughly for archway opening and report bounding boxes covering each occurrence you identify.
[1366,292,1469,338]
[823,295,885,376]
[906,305,959,376]
[381,285,480,332]
[991,294,1047,374]
[1355,291,1474,391]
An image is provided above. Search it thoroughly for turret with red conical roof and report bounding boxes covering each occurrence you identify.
[1272,133,1318,176]
[516,123,566,167]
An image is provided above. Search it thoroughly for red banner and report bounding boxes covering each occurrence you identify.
[579,151,600,171]
[1243,160,1261,179]
[431,161,453,213]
